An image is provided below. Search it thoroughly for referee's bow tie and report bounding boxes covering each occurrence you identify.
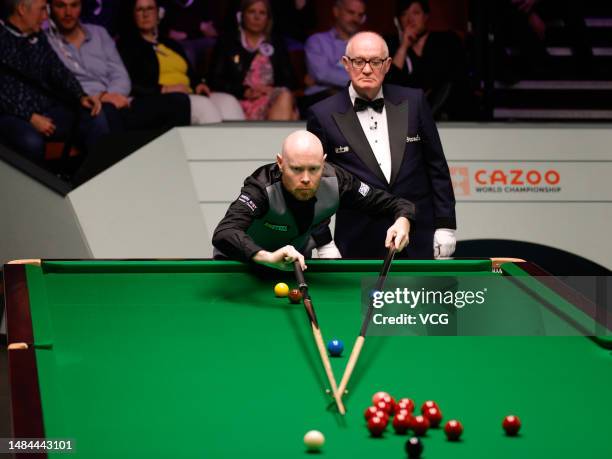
[354,97,385,113]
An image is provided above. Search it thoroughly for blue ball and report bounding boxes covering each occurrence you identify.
[327,339,344,357]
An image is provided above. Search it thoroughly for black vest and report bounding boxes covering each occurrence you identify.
[247,164,339,253]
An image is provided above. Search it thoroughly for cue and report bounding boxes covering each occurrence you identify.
[293,262,346,415]
[335,247,397,400]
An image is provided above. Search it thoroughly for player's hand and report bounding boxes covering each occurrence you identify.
[385,217,410,252]
[101,92,130,109]
[30,113,56,136]
[195,83,211,96]
[80,95,102,116]
[252,245,306,271]
[433,228,456,259]
[316,241,342,259]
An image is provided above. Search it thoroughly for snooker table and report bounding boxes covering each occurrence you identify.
[3,259,612,459]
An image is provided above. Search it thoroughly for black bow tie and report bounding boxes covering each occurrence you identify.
[354,97,384,113]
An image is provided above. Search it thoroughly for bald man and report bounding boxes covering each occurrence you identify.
[307,31,456,260]
[212,130,415,271]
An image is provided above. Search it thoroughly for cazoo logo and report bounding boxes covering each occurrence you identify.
[475,169,560,186]
[451,167,562,195]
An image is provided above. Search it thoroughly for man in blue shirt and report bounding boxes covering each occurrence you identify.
[46,0,190,131]
[0,0,106,161]
[302,0,366,109]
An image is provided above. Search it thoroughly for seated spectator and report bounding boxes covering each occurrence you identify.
[46,0,190,132]
[302,0,365,107]
[0,0,108,162]
[159,0,217,75]
[118,0,244,124]
[209,0,298,121]
[385,0,473,120]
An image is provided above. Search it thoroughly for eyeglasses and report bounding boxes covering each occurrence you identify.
[135,6,156,15]
[345,56,389,70]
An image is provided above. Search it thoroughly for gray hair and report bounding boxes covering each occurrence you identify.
[345,31,389,57]
[5,0,35,15]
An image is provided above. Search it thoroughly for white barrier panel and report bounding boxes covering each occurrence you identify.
[181,123,612,269]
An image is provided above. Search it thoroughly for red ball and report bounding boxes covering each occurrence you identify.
[502,415,521,436]
[375,400,393,415]
[392,412,413,435]
[364,406,379,421]
[411,415,430,437]
[372,391,392,405]
[367,416,387,437]
[288,289,302,303]
[444,419,463,441]
[421,400,439,413]
[423,406,443,428]
[396,398,415,414]
[395,408,412,418]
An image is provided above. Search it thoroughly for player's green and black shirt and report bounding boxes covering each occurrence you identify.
[212,163,415,261]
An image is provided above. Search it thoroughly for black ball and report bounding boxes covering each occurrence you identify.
[405,437,423,458]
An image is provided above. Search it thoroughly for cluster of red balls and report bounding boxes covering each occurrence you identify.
[363,391,463,441]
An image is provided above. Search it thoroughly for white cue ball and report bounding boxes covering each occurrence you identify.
[303,430,325,451]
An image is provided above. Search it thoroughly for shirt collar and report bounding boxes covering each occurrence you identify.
[349,83,384,106]
[62,22,91,43]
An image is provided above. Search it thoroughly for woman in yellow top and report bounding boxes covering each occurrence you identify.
[118,0,245,124]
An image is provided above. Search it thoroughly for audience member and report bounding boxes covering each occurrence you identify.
[0,0,108,162]
[118,0,244,124]
[386,0,473,120]
[209,0,298,121]
[302,0,366,107]
[46,0,190,132]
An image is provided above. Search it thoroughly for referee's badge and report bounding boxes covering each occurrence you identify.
[335,146,349,153]
[358,182,370,197]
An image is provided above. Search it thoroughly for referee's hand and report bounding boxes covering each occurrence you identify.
[252,245,306,271]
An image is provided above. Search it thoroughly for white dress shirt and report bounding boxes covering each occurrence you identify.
[349,83,392,183]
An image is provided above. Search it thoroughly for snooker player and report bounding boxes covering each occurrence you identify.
[212,130,415,271]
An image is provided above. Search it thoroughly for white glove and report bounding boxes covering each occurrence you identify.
[315,240,342,259]
[433,229,456,259]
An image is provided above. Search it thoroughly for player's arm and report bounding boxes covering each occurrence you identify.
[212,178,268,261]
[336,166,415,221]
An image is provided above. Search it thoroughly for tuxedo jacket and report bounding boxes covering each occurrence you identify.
[306,84,456,259]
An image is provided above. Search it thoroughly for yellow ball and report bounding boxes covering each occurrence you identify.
[274,282,289,297]
[304,430,325,451]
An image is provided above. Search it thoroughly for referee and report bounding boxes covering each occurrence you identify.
[212,130,415,271]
